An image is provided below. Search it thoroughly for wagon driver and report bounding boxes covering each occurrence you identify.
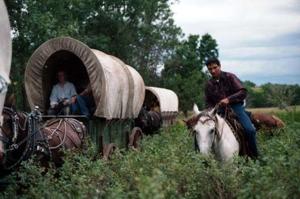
[48,70,90,117]
[204,57,258,158]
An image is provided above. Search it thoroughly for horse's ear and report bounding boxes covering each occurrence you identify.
[208,107,218,116]
[4,94,16,109]
[193,104,200,115]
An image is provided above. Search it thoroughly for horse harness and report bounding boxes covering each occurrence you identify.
[42,118,86,150]
[188,112,221,152]
[189,110,246,155]
[222,108,250,156]
[0,107,49,170]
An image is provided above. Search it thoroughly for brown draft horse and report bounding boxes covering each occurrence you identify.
[0,107,37,171]
[40,118,86,166]
[0,96,87,171]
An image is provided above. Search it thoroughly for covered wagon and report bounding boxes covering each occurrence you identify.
[24,37,145,154]
[0,1,12,123]
[144,86,179,127]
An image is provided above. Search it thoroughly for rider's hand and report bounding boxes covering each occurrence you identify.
[219,98,229,106]
[51,103,57,108]
[63,99,69,106]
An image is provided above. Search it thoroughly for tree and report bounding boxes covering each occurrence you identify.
[262,84,296,110]
[6,0,94,109]
[65,0,182,85]
[5,0,182,109]
[244,80,256,88]
[162,34,218,115]
[199,33,219,69]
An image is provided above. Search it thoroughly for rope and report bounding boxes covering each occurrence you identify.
[42,118,85,150]
[43,119,67,150]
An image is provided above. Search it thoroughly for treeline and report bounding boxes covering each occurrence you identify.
[5,0,218,112]
[244,81,300,109]
[5,0,298,113]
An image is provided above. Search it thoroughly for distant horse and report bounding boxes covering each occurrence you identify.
[0,106,86,171]
[185,104,240,162]
[250,112,285,132]
[135,107,162,135]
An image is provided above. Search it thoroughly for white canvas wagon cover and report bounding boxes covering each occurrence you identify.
[25,37,145,119]
[145,87,178,113]
[0,1,12,122]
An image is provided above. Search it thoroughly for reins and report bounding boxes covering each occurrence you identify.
[1,107,20,144]
[0,107,48,171]
[188,104,227,151]
[42,118,86,150]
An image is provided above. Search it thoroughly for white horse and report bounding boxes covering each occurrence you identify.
[186,104,239,162]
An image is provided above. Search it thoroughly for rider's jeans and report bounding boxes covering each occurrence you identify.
[71,95,90,117]
[230,103,258,157]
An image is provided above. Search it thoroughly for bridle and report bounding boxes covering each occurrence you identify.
[0,107,20,145]
[190,111,222,152]
[0,107,49,171]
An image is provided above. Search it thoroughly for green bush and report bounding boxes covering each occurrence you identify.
[1,112,300,198]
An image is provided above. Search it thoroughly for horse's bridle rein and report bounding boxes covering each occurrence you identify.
[189,111,223,152]
[0,107,22,146]
[0,107,48,170]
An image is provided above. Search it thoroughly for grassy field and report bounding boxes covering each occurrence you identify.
[1,111,300,198]
[178,105,300,119]
[247,105,300,113]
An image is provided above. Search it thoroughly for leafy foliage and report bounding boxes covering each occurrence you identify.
[245,81,300,108]
[5,0,182,109]
[1,111,300,198]
[162,34,218,113]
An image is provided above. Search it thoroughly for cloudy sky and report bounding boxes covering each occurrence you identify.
[171,0,300,85]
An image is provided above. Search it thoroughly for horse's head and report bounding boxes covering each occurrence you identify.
[186,104,218,155]
[0,106,29,170]
[0,107,17,164]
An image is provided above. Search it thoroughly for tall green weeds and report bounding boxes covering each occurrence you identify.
[1,112,300,198]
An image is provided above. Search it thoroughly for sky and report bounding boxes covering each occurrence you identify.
[171,0,300,85]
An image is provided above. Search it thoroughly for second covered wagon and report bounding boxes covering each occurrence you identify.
[143,86,179,127]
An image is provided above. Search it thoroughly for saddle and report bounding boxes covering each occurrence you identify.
[222,108,253,157]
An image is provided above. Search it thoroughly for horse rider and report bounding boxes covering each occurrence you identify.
[48,70,91,117]
[204,57,258,158]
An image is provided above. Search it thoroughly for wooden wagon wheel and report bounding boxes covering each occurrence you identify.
[128,127,144,150]
[102,143,117,161]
